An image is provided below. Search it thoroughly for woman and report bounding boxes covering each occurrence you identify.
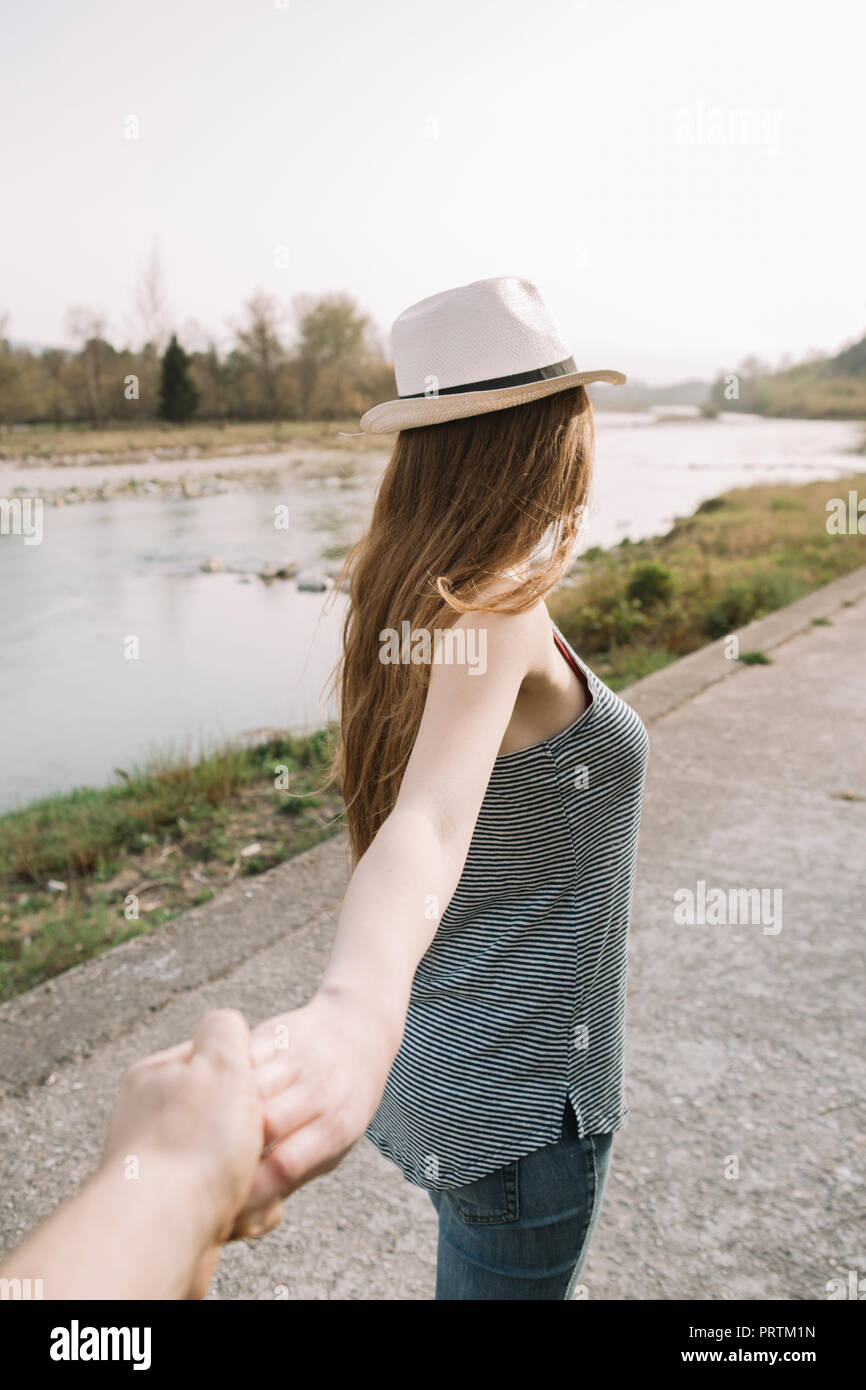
[242,277,649,1299]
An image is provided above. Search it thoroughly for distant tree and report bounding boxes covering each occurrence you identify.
[191,342,229,419]
[0,286,420,426]
[39,348,75,424]
[158,334,199,422]
[233,291,288,417]
[0,341,49,425]
[134,244,171,353]
[292,292,372,417]
[126,340,161,417]
[65,306,110,425]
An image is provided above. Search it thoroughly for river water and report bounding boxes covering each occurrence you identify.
[0,412,862,813]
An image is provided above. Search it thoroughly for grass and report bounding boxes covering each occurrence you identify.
[0,419,389,461]
[2,471,864,1000]
[0,731,341,1001]
[549,472,866,689]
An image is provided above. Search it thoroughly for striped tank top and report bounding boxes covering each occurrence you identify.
[365,620,649,1190]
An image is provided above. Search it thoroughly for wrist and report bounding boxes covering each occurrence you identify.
[315,977,405,1057]
[95,1147,221,1249]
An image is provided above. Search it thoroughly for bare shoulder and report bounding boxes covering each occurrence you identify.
[447,599,550,672]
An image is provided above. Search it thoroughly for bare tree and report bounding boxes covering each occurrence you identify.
[134,244,171,353]
[65,306,109,425]
[233,291,288,417]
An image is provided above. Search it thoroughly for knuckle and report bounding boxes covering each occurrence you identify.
[269,1147,300,1191]
[324,1110,355,1153]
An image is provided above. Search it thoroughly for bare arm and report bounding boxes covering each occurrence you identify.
[1,1154,216,1301]
[236,605,543,1217]
[321,606,539,1020]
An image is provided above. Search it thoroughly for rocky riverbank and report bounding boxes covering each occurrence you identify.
[0,459,367,508]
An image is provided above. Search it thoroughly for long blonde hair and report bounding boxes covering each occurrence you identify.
[329,385,594,862]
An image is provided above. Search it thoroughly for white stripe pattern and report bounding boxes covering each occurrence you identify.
[365,622,649,1189]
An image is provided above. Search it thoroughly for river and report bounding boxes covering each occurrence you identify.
[0,412,862,813]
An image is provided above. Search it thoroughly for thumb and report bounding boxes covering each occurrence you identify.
[191,1008,252,1072]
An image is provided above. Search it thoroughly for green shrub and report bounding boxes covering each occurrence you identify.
[626,561,674,607]
[701,572,796,640]
[702,583,761,638]
[571,598,650,651]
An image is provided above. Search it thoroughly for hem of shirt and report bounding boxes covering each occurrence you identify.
[365,1102,629,1192]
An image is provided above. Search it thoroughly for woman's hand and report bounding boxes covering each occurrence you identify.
[231,985,401,1236]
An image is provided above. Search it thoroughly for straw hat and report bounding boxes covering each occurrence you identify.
[359,276,625,434]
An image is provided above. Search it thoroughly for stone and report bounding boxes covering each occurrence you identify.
[296,571,333,593]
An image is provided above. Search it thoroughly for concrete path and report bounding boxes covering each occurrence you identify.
[1,568,864,1300]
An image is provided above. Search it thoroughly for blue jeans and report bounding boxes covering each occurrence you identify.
[428,1100,613,1300]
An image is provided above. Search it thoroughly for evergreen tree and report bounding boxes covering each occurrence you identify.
[158,334,199,422]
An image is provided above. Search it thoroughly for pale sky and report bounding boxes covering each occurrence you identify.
[2,0,864,383]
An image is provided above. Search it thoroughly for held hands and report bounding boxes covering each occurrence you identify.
[231,984,401,1237]
[103,1010,263,1236]
[4,997,387,1303]
[102,1009,282,1297]
[105,986,400,1272]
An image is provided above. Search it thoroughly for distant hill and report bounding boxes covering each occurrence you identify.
[831,334,866,377]
[589,377,710,411]
[708,333,866,419]
[8,338,55,354]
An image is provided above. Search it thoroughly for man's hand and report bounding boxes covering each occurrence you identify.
[102,1008,283,1295]
[231,985,400,1236]
[103,1009,267,1247]
[0,1009,283,1300]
